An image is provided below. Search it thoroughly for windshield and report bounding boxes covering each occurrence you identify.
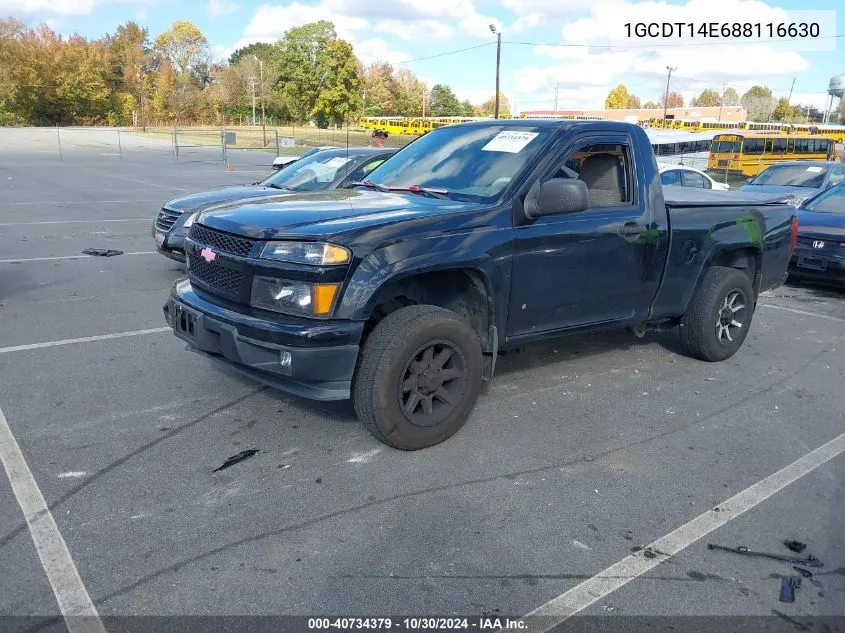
[360,124,552,202]
[803,184,845,214]
[749,164,829,188]
[261,152,353,191]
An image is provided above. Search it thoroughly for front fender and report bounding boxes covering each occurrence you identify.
[334,229,511,333]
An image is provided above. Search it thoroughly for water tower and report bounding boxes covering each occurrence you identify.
[823,74,845,124]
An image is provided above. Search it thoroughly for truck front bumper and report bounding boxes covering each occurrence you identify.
[164,280,364,400]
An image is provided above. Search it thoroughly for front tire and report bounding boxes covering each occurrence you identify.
[680,266,754,362]
[352,305,483,450]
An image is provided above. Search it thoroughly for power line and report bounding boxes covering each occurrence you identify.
[396,42,494,65]
[504,33,845,49]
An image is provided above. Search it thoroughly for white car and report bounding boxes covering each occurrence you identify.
[271,146,340,171]
[657,163,729,191]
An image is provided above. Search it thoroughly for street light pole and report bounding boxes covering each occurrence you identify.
[662,66,676,127]
[490,24,501,119]
[254,55,267,146]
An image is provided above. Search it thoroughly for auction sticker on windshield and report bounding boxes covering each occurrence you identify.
[807,166,823,172]
[481,131,539,153]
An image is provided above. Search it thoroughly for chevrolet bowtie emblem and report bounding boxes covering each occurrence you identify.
[199,246,217,262]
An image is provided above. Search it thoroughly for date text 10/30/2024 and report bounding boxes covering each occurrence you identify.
[307,618,527,630]
[624,22,820,38]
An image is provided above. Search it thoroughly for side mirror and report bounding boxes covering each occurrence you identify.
[528,178,589,218]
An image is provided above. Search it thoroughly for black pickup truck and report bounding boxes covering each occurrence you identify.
[164,120,798,450]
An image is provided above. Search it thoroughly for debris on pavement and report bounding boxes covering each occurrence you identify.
[213,449,259,472]
[707,543,823,567]
[792,566,813,578]
[779,576,801,603]
[784,540,807,553]
[83,248,124,257]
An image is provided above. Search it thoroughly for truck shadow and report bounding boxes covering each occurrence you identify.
[492,327,685,379]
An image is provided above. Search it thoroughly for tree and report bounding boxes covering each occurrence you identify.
[740,85,774,121]
[362,61,396,116]
[394,68,424,117]
[627,94,641,109]
[154,21,210,77]
[476,92,511,117]
[460,99,475,117]
[427,84,461,116]
[272,20,340,124]
[722,87,739,106]
[642,100,658,109]
[690,88,721,107]
[229,42,274,66]
[311,38,360,126]
[771,97,801,122]
[658,91,684,108]
[605,84,629,109]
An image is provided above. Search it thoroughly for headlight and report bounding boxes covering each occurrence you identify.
[183,212,198,228]
[251,276,340,316]
[260,241,350,266]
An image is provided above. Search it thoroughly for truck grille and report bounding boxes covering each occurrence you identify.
[189,224,256,257]
[155,207,182,232]
[188,256,243,298]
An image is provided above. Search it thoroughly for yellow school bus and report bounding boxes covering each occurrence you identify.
[707,133,835,177]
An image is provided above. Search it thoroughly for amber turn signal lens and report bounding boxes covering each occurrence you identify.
[322,244,351,265]
[313,283,340,315]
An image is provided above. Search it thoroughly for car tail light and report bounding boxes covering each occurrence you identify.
[789,216,799,257]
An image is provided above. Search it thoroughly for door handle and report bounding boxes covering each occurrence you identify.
[618,222,645,236]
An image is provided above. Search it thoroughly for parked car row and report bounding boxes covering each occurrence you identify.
[152,120,839,450]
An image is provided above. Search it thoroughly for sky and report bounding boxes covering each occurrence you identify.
[4,0,843,114]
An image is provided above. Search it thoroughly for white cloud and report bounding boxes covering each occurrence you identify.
[1,0,96,15]
[511,0,824,111]
[238,2,368,46]
[375,19,453,42]
[1,0,155,16]
[356,38,412,65]
[211,44,234,63]
[208,0,239,18]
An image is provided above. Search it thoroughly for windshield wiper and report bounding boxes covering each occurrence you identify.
[267,183,290,190]
[397,185,450,199]
[348,181,449,198]
[348,180,391,192]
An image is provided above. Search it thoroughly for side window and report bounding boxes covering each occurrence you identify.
[345,158,386,183]
[552,142,634,208]
[660,170,681,186]
[829,167,845,185]
[680,170,707,188]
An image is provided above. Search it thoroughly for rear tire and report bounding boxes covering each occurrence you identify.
[352,305,483,450]
[680,266,754,362]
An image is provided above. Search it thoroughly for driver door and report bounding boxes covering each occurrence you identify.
[507,133,662,339]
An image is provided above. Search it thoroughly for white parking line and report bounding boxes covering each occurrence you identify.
[0,219,150,226]
[0,407,107,633]
[0,327,170,355]
[517,431,845,630]
[758,303,845,323]
[0,251,157,264]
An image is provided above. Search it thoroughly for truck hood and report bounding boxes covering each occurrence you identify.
[197,189,480,240]
[797,210,845,239]
[164,186,283,213]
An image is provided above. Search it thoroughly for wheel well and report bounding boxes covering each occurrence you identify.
[364,269,492,351]
[710,247,761,291]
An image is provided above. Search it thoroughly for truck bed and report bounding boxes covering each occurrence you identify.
[662,185,792,207]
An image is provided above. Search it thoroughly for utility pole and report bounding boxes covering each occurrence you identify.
[249,75,257,126]
[254,56,266,146]
[554,82,559,113]
[718,82,725,122]
[422,85,426,118]
[662,66,676,127]
[490,25,502,118]
[787,76,796,106]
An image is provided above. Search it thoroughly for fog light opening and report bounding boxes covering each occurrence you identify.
[280,351,293,371]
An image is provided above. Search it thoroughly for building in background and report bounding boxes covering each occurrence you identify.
[519,106,746,123]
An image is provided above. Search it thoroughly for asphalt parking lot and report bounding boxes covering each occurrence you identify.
[0,129,843,633]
